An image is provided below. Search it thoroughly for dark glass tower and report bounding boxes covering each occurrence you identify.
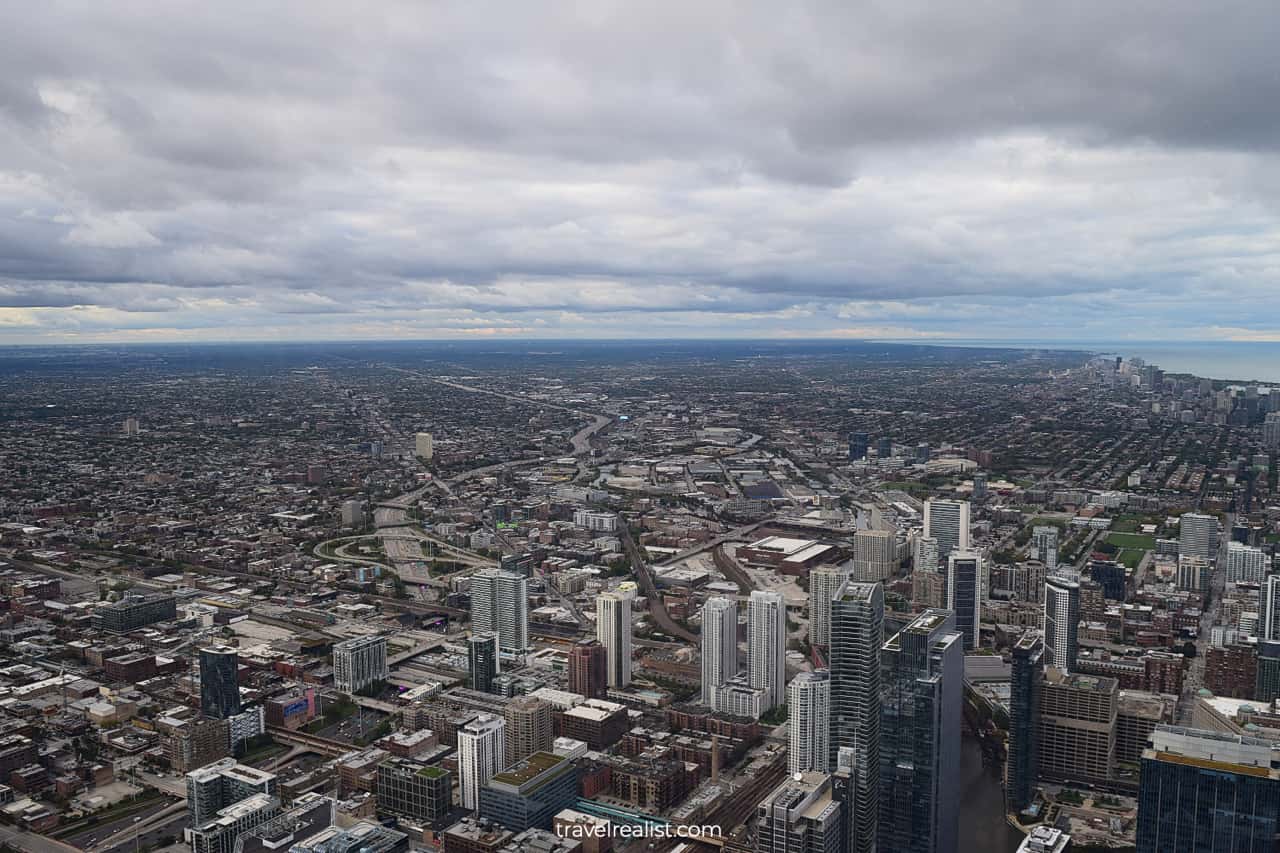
[199,646,241,720]
[829,580,882,853]
[1006,633,1043,814]
[468,633,500,694]
[1137,726,1280,853]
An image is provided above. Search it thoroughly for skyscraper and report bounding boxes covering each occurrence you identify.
[748,590,786,712]
[945,550,982,651]
[567,639,607,699]
[1029,526,1059,572]
[200,646,242,720]
[458,714,507,810]
[878,609,963,853]
[1224,541,1268,584]
[829,580,883,853]
[756,772,845,853]
[472,569,529,655]
[469,633,500,694]
[701,597,739,705]
[504,696,554,764]
[1043,573,1080,673]
[415,432,433,459]
[1256,640,1280,705]
[810,565,852,647]
[913,535,940,573]
[787,670,831,774]
[1178,512,1218,561]
[1265,576,1280,642]
[1137,726,1280,853]
[972,472,988,501]
[597,586,635,688]
[877,436,893,458]
[849,432,869,461]
[332,635,388,695]
[852,529,898,583]
[923,500,970,560]
[1006,633,1043,815]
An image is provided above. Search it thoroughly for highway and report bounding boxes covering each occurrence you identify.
[0,824,82,853]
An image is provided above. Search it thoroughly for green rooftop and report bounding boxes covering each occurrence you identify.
[491,751,566,787]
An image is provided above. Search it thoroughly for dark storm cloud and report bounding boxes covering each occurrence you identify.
[0,1,1279,341]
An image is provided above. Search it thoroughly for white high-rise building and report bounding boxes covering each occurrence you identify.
[700,597,738,705]
[1178,512,1218,561]
[332,635,388,695]
[748,590,786,711]
[914,535,940,572]
[415,432,434,460]
[1043,573,1080,673]
[123,417,140,437]
[597,585,636,688]
[1264,412,1280,449]
[1224,541,1268,584]
[1262,575,1280,641]
[946,550,982,651]
[457,713,506,810]
[924,500,971,560]
[852,528,898,582]
[809,565,851,647]
[340,499,364,528]
[471,570,529,654]
[1030,526,1059,571]
[787,670,830,774]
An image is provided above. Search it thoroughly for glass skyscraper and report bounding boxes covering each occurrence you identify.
[878,609,962,853]
[1137,726,1280,853]
[1006,633,1043,814]
[200,646,242,720]
[829,580,882,853]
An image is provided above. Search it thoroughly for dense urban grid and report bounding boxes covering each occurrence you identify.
[2,340,1279,853]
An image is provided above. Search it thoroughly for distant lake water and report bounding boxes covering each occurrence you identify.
[909,340,1280,385]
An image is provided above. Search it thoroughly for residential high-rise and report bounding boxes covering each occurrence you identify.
[1029,527,1059,572]
[1006,634,1044,815]
[1264,576,1280,641]
[340,499,364,528]
[1177,555,1211,594]
[1178,512,1219,561]
[852,529,898,583]
[829,580,883,853]
[1137,726,1280,853]
[1265,412,1280,449]
[809,565,852,647]
[945,550,982,651]
[701,597,739,705]
[747,590,786,712]
[1043,574,1080,674]
[472,570,530,655]
[332,635,389,695]
[191,792,279,853]
[878,609,963,853]
[200,646,242,720]
[376,759,452,823]
[923,500,970,560]
[123,416,140,437]
[913,535,940,572]
[469,633,500,694]
[755,772,845,853]
[1224,541,1268,584]
[877,437,893,458]
[972,471,988,501]
[596,587,635,688]
[415,432,434,459]
[1256,640,1280,705]
[566,639,607,699]
[186,758,278,829]
[1037,668,1117,784]
[787,670,831,774]
[849,432,869,461]
[457,714,507,810]
[504,696,554,764]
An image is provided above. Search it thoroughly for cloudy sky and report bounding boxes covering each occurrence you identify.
[2,1,1279,344]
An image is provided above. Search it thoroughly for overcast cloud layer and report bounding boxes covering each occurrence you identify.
[2,1,1279,343]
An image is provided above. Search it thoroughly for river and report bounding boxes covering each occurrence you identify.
[957,733,1025,853]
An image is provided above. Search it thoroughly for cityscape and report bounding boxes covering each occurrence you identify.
[4,3,1280,853]
[0,340,1278,853]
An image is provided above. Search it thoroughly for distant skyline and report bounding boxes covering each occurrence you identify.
[2,2,1279,344]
